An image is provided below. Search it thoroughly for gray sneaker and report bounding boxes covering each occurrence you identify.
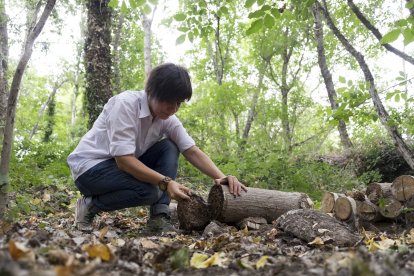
[141,214,177,235]
[75,197,99,232]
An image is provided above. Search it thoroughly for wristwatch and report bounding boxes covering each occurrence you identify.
[158,176,172,191]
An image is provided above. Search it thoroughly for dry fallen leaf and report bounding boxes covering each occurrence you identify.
[308,237,324,245]
[99,226,109,240]
[140,239,160,249]
[255,255,268,269]
[9,240,35,262]
[190,253,209,268]
[83,243,112,261]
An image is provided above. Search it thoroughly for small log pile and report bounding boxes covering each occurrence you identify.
[320,175,414,227]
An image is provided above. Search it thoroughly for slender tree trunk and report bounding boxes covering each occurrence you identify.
[84,0,112,128]
[29,79,66,140]
[319,0,414,169]
[142,7,156,78]
[242,61,267,144]
[0,0,56,219]
[43,92,56,142]
[0,0,8,141]
[113,12,123,94]
[347,0,414,65]
[312,4,353,150]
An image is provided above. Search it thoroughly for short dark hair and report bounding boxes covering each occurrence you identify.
[145,63,192,103]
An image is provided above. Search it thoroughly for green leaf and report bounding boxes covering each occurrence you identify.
[129,0,137,9]
[264,14,275,28]
[402,93,407,100]
[121,1,128,14]
[218,6,229,16]
[339,76,346,83]
[176,34,186,45]
[395,93,400,102]
[143,4,151,14]
[260,4,271,11]
[245,0,256,8]
[257,0,265,5]
[246,19,263,35]
[403,29,414,45]
[406,1,414,9]
[248,9,265,19]
[270,7,281,18]
[108,0,119,9]
[188,31,194,42]
[178,26,189,32]
[380,29,401,44]
[149,0,158,4]
[395,19,408,27]
[174,13,187,21]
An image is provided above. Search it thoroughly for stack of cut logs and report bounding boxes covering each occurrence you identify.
[321,175,414,224]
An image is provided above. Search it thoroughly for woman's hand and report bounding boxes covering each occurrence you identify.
[166,180,192,200]
[214,175,247,196]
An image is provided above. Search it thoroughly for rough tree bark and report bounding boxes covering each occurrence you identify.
[312,4,353,150]
[112,12,123,94]
[84,0,112,128]
[208,184,313,224]
[347,0,414,66]
[319,0,414,170]
[0,0,8,140]
[0,0,56,219]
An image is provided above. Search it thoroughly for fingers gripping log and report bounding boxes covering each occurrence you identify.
[208,185,314,224]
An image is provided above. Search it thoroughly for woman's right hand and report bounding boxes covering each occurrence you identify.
[166,180,192,200]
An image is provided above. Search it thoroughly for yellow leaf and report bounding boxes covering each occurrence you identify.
[308,237,324,245]
[190,253,209,268]
[55,266,73,276]
[99,226,109,240]
[202,252,224,267]
[366,238,381,252]
[255,255,268,269]
[84,244,112,261]
[32,198,41,205]
[241,226,249,236]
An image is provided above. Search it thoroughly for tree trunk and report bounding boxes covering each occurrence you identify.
[43,92,56,142]
[357,199,383,222]
[208,184,313,224]
[29,79,65,140]
[319,0,414,170]
[312,4,353,150]
[0,0,56,219]
[0,0,8,141]
[276,209,361,247]
[112,12,123,94]
[347,0,414,66]
[391,175,414,202]
[84,0,112,128]
[142,7,156,78]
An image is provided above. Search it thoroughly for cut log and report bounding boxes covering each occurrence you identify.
[391,175,414,202]
[378,197,403,219]
[365,182,392,204]
[208,185,313,224]
[357,199,383,222]
[177,194,210,231]
[334,196,357,221]
[276,209,361,247]
[320,192,344,213]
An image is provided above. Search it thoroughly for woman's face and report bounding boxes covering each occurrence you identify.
[148,97,182,120]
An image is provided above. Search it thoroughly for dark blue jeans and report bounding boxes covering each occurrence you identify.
[75,139,179,218]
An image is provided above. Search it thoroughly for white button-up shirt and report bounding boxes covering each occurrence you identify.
[67,90,195,180]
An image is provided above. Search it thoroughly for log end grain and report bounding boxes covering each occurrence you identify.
[392,175,414,202]
[334,197,356,221]
[378,197,402,218]
[177,194,211,231]
[208,185,225,220]
[320,192,337,213]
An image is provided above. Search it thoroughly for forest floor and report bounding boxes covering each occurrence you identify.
[1,184,414,276]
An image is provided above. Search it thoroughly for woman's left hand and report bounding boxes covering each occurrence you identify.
[214,175,247,196]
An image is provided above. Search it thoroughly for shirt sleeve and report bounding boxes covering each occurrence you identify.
[164,116,195,152]
[106,97,138,156]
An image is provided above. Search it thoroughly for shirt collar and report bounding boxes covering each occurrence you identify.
[139,91,152,119]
